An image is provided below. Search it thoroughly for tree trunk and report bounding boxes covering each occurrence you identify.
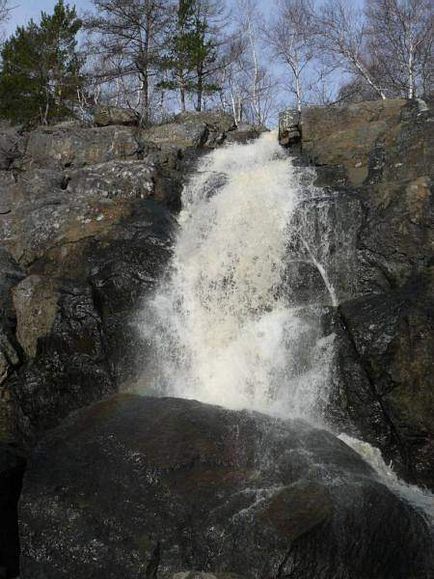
[295,73,302,113]
[408,49,415,99]
[142,72,149,125]
[196,64,203,112]
[180,80,186,112]
[351,55,386,100]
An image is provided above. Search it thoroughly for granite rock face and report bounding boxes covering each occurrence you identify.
[19,395,433,579]
[282,98,433,488]
[0,112,240,577]
[0,111,238,446]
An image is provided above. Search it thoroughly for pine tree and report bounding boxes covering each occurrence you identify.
[160,0,224,112]
[0,0,83,125]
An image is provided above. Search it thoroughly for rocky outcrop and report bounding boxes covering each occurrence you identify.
[0,112,241,577]
[19,395,432,579]
[282,98,433,488]
[94,105,139,127]
[0,111,239,445]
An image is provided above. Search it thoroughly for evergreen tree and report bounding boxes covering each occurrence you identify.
[160,0,225,111]
[0,0,83,125]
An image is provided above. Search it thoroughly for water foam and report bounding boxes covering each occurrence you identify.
[339,433,434,521]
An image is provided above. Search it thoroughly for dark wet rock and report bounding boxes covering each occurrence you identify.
[336,273,434,488]
[286,191,364,305]
[284,98,434,488]
[0,249,25,442]
[0,111,239,446]
[11,282,115,445]
[0,443,26,578]
[19,396,433,579]
[294,98,433,292]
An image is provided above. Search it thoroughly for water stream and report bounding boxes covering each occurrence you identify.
[140,131,433,520]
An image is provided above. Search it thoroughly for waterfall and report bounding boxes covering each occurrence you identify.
[339,434,434,521]
[140,132,335,419]
[139,130,433,521]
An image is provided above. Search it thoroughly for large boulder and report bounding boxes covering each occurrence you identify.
[299,99,407,187]
[19,395,432,579]
[143,112,235,149]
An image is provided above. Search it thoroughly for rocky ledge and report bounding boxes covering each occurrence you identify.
[281,98,433,489]
[19,395,433,579]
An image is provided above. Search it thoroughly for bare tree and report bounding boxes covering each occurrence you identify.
[0,0,11,42]
[366,0,433,99]
[265,0,316,113]
[219,0,278,126]
[85,0,171,125]
[315,0,386,100]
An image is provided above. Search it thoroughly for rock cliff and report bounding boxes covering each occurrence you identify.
[0,111,250,577]
[281,98,433,489]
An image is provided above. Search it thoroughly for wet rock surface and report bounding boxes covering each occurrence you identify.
[19,395,433,579]
[283,98,434,488]
[0,111,237,446]
[0,443,25,579]
[0,112,239,577]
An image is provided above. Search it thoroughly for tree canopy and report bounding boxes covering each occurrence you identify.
[0,0,83,125]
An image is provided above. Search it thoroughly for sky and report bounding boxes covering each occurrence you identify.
[5,0,366,36]
[5,0,92,35]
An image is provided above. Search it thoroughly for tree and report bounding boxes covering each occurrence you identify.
[217,0,278,126]
[0,1,10,41]
[266,0,316,113]
[0,0,83,125]
[366,0,433,99]
[86,0,171,124]
[315,0,386,100]
[160,0,227,112]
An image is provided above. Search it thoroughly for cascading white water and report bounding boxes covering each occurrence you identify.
[140,132,335,418]
[139,130,433,521]
[338,434,434,521]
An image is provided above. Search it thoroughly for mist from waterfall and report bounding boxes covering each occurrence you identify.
[140,132,334,420]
